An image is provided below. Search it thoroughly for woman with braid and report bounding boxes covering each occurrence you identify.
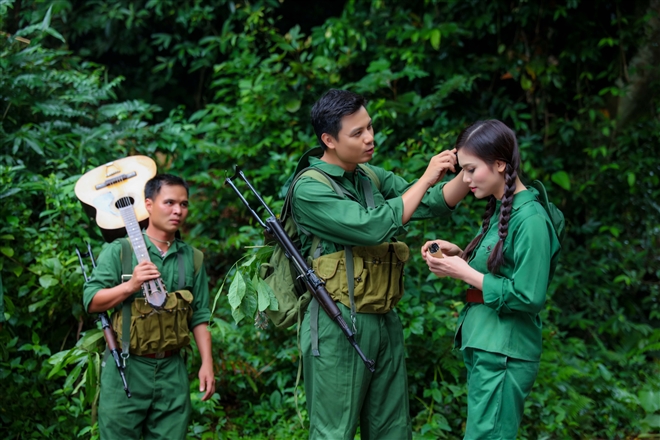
[421,120,561,439]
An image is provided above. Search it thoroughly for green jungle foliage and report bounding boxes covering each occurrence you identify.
[1,0,659,438]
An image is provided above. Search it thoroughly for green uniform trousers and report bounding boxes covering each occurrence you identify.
[98,353,191,440]
[463,348,539,440]
[301,301,412,440]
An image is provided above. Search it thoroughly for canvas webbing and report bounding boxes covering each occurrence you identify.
[120,238,132,366]
[117,236,190,365]
[177,251,185,290]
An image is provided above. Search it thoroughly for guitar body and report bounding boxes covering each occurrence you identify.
[75,156,156,243]
[75,155,167,309]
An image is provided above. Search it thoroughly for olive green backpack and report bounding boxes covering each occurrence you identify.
[530,180,566,243]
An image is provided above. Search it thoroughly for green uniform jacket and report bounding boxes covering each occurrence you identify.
[83,236,211,329]
[292,157,453,257]
[456,189,561,362]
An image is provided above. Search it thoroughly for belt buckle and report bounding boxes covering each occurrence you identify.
[155,352,165,359]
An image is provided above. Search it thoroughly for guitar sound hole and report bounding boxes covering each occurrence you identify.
[115,196,135,209]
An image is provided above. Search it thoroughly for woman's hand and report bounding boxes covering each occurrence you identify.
[422,242,485,289]
[421,240,462,259]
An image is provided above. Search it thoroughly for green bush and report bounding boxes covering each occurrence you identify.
[1,0,658,438]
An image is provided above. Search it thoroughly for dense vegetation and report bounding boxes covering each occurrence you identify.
[1,0,659,438]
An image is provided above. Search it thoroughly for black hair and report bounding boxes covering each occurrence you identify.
[311,89,367,151]
[457,120,521,274]
[144,174,189,200]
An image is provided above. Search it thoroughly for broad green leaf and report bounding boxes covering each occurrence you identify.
[597,363,612,382]
[28,298,50,313]
[77,329,105,351]
[241,254,257,268]
[270,390,282,408]
[1,247,14,257]
[256,281,271,312]
[227,271,247,309]
[0,188,21,199]
[255,277,277,311]
[41,5,53,29]
[231,307,245,324]
[641,414,660,429]
[38,274,58,289]
[64,363,83,391]
[366,59,390,73]
[430,29,441,50]
[239,291,258,321]
[285,98,301,113]
[639,390,660,413]
[551,171,571,190]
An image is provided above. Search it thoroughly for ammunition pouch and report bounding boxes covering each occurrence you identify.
[113,290,194,356]
[313,242,410,314]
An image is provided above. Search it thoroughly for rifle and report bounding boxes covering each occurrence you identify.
[226,169,376,373]
[75,243,132,398]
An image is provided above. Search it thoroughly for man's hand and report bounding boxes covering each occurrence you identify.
[198,361,216,401]
[126,261,160,292]
[192,324,215,401]
[420,149,458,188]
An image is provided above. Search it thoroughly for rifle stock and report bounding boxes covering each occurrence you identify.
[226,170,376,373]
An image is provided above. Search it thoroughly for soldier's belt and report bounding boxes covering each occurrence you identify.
[139,350,177,359]
[466,288,484,304]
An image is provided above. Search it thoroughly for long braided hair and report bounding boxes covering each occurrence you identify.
[458,120,521,274]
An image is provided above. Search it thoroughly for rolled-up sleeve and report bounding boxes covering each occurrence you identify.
[293,177,408,246]
[190,258,211,328]
[82,242,122,313]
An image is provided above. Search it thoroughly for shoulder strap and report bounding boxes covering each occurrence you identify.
[530,180,566,241]
[118,238,132,364]
[176,246,204,290]
[282,167,352,234]
[119,238,133,276]
[193,247,203,274]
[357,164,380,190]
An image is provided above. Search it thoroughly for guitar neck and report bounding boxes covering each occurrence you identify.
[118,203,151,264]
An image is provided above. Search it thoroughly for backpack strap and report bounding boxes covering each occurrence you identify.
[357,163,381,191]
[193,248,203,274]
[177,246,204,289]
[119,238,132,365]
[530,180,566,242]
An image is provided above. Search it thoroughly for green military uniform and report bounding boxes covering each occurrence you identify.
[292,157,454,440]
[455,189,561,439]
[83,236,211,440]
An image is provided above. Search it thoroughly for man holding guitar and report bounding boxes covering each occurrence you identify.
[83,174,215,439]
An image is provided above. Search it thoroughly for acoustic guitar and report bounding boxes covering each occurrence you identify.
[75,156,167,309]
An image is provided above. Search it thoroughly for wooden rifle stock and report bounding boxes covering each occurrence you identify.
[226,170,376,373]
